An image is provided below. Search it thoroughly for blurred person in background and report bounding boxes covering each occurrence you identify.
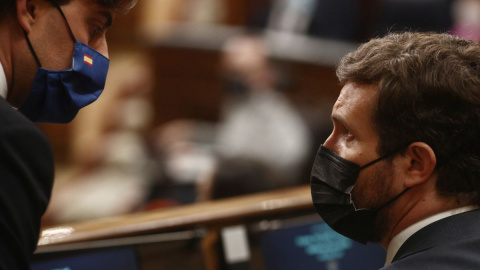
[217,33,312,188]
[0,0,136,268]
[44,54,156,224]
[450,0,480,40]
[196,157,275,202]
[146,34,312,207]
[146,119,219,207]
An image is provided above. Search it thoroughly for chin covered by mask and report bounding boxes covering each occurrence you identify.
[310,145,408,244]
[19,0,109,123]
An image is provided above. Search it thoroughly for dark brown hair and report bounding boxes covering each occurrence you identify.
[1,0,137,18]
[55,0,137,13]
[337,32,480,205]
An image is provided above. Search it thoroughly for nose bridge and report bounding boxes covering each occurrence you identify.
[97,41,109,59]
[92,35,109,59]
[323,132,335,149]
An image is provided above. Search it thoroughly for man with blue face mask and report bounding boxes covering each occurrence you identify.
[0,0,136,268]
[311,32,480,269]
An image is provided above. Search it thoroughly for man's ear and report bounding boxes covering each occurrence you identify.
[402,142,437,188]
[16,0,35,33]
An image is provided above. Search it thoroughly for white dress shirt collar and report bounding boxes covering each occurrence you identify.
[385,205,479,266]
[0,62,8,99]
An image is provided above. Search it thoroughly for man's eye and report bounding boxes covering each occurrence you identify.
[344,128,353,139]
[90,25,104,39]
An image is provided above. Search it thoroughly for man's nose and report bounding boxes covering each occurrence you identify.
[323,132,335,150]
[96,41,109,59]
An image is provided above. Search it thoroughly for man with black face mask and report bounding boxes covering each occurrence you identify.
[0,0,136,268]
[311,32,480,269]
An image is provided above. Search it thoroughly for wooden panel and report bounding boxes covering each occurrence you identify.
[149,45,342,127]
[150,47,224,125]
[223,0,272,26]
[37,185,313,248]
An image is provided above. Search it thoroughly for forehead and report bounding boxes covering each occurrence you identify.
[63,0,115,14]
[333,82,378,119]
[61,0,115,27]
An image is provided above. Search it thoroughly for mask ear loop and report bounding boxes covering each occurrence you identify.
[358,144,409,171]
[23,0,77,68]
[23,30,42,67]
[375,187,411,212]
[50,0,77,42]
[359,151,397,171]
[355,147,412,212]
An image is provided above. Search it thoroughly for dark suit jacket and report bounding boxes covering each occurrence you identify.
[0,97,54,269]
[381,209,480,269]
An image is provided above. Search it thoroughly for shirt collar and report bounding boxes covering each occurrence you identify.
[385,205,479,266]
[0,62,7,99]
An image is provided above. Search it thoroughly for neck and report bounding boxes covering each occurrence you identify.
[380,182,468,248]
[0,14,37,107]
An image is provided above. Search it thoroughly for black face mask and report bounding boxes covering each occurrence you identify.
[310,145,409,244]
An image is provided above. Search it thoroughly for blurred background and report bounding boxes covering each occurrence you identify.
[38,0,480,227]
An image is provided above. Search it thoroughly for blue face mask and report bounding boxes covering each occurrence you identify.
[19,1,109,123]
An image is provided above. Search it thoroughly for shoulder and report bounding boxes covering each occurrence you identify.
[0,96,54,183]
[0,97,51,146]
[382,242,480,269]
[384,210,480,269]
[0,97,53,167]
[0,97,39,128]
[0,97,54,269]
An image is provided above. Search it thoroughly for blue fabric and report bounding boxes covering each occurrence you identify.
[19,41,109,123]
[0,97,54,269]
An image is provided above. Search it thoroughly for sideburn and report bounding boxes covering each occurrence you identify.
[353,160,396,242]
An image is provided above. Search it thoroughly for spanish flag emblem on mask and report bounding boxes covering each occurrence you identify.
[83,54,93,66]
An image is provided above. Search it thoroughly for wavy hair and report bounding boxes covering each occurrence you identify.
[1,0,137,18]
